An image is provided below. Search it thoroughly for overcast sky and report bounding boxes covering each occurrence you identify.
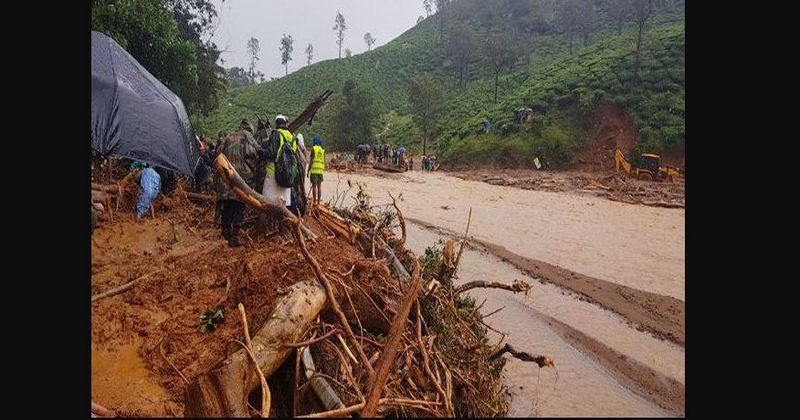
[210,0,426,79]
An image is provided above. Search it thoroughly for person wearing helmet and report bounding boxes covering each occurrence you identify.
[308,135,326,206]
[259,114,296,212]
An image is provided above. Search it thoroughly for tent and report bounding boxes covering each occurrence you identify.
[91,31,200,178]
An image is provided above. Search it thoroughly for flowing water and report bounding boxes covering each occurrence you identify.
[323,170,685,416]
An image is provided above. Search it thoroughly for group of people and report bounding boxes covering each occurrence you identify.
[373,143,408,169]
[193,115,326,247]
[420,155,438,172]
[513,107,536,125]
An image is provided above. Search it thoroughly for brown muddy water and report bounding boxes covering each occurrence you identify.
[323,170,685,300]
[322,170,684,416]
[92,338,172,416]
[405,224,683,416]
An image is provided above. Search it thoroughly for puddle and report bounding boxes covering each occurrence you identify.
[91,338,171,416]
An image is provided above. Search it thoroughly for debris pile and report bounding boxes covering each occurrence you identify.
[91,159,552,417]
[451,169,685,208]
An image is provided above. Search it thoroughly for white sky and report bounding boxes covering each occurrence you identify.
[210,0,426,79]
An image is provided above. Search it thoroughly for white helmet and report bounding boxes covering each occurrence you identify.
[275,114,288,125]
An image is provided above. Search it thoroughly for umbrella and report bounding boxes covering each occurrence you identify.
[91,31,200,177]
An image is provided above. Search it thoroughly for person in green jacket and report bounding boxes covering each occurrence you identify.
[308,135,326,206]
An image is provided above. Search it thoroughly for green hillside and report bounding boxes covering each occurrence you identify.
[201,0,685,168]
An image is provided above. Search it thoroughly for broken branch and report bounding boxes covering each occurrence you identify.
[453,279,532,296]
[452,207,472,279]
[489,343,554,368]
[361,262,422,417]
[388,192,406,244]
[237,303,270,417]
[285,328,340,348]
[92,267,167,302]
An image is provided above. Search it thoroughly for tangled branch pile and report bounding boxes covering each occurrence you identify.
[92,156,553,417]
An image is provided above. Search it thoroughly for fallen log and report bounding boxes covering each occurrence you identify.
[372,162,405,173]
[641,200,685,209]
[184,192,215,203]
[607,195,685,209]
[184,280,327,417]
[314,205,361,241]
[374,235,410,282]
[91,183,119,193]
[92,190,116,201]
[302,347,345,412]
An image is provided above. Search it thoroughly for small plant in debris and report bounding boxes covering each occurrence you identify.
[198,307,224,333]
[376,207,397,229]
[352,182,371,212]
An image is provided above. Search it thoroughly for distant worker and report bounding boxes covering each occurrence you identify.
[524,108,535,125]
[481,118,492,134]
[308,135,326,206]
[397,147,406,169]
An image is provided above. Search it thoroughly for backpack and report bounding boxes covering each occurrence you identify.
[274,130,300,188]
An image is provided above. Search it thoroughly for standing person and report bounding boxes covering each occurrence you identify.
[215,125,260,247]
[194,136,215,192]
[308,135,326,206]
[294,133,309,215]
[260,115,297,212]
[135,163,161,220]
[397,146,406,169]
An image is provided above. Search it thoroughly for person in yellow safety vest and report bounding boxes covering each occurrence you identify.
[260,115,297,210]
[308,135,325,206]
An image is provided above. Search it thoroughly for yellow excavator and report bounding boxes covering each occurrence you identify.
[615,149,681,182]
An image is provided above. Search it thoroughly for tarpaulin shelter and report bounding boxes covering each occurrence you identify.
[91,31,200,177]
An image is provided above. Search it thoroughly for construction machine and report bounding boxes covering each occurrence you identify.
[614,149,681,182]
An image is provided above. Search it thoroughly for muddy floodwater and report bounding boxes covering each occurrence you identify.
[323,170,685,416]
[92,339,172,416]
[407,225,681,416]
[323,170,685,300]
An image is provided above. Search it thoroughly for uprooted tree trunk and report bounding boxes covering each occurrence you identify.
[184,280,327,417]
